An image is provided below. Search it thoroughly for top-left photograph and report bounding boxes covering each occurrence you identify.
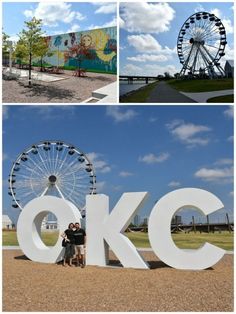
[2,2,117,103]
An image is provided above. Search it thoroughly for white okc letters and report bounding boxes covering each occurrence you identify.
[86,193,149,269]
[17,189,225,269]
[17,196,81,263]
[148,188,225,270]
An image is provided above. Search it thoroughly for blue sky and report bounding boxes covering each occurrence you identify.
[3,2,117,41]
[3,105,234,225]
[120,2,234,75]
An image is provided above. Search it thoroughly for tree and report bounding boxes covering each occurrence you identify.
[2,31,10,53]
[164,72,171,80]
[18,17,44,86]
[14,39,28,66]
[2,31,13,66]
[34,37,53,72]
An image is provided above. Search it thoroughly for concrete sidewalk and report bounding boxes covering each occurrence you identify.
[180,89,234,103]
[146,81,196,103]
[84,81,117,103]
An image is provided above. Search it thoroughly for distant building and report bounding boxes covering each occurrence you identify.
[2,215,13,229]
[41,213,58,230]
[224,60,234,78]
[133,215,140,226]
[171,215,182,225]
[143,217,149,226]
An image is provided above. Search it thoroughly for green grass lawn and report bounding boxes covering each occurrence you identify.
[127,231,233,250]
[168,78,234,93]
[3,230,59,246]
[207,94,234,103]
[3,230,233,250]
[120,81,158,103]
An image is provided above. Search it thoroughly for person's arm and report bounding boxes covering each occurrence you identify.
[61,232,69,241]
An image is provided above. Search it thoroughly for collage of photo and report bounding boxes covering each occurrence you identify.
[2,1,234,313]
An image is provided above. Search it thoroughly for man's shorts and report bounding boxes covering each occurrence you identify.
[75,244,85,255]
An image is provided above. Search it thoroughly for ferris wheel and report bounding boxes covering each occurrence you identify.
[8,140,96,216]
[177,12,227,78]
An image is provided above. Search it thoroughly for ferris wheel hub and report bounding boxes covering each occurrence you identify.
[49,175,57,184]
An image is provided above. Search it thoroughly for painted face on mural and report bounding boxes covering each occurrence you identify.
[81,35,92,48]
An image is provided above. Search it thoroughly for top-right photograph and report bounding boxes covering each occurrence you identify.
[119,2,234,103]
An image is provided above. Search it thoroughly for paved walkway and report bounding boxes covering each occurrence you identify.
[3,67,67,82]
[180,89,234,103]
[146,81,196,103]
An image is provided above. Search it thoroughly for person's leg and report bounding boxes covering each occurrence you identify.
[80,245,85,267]
[76,246,80,266]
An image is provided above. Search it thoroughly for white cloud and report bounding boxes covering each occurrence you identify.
[3,106,9,119]
[139,152,170,164]
[95,4,116,14]
[166,120,211,147]
[96,181,106,193]
[119,171,134,177]
[19,105,76,120]
[51,30,65,35]
[210,8,234,34]
[194,167,233,183]
[88,17,117,29]
[210,8,221,18]
[66,24,80,33]
[194,4,205,13]
[227,135,234,142]
[221,44,234,65]
[121,63,178,76]
[119,17,125,28]
[23,2,86,27]
[229,191,234,197]
[121,63,142,75]
[222,18,234,34]
[87,152,111,173]
[106,106,138,122]
[127,54,169,63]
[3,153,8,161]
[168,181,181,187]
[120,2,175,33]
[127,34,175,55]
[149,117,158,123]
[215,158,233,165]
[8,34,19,43]
[224,106,234,119]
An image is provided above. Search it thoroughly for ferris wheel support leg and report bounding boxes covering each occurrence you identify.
[192,47,200,75]
[199,47,214,78]
[202,45,224,78]
[180,44,195,78]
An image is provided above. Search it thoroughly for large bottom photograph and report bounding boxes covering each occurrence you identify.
[2,104,234,312]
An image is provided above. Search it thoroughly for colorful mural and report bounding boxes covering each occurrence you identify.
[37,27,117,74]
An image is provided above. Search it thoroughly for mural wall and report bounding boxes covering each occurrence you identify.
[37,27,117,74]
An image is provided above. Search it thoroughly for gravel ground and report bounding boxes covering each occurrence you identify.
[3,250,233,312]
[2,71,116,103]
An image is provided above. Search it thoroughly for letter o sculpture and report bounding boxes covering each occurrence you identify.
[17,195,82,263]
